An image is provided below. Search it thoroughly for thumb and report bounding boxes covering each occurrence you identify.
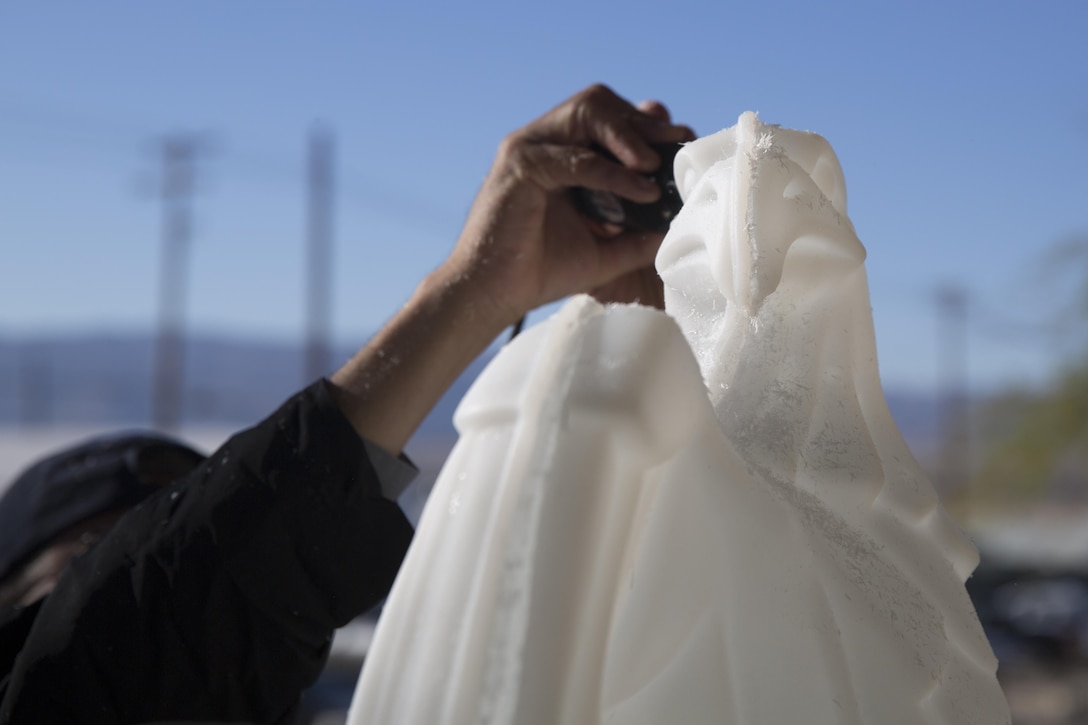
[593,231,664,284]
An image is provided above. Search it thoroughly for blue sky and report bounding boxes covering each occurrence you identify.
[1,1,1085,393]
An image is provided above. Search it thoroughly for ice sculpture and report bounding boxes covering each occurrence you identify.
[347,114,1010,724]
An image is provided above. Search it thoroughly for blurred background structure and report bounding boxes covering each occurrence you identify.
[150,133,206,431]
[1,2,1086,722]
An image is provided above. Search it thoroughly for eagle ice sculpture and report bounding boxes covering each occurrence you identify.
[347,113,1010,724]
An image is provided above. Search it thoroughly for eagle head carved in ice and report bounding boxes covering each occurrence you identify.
[348,114,1011,725]
[661,111,857,312]
[658,112,865,393]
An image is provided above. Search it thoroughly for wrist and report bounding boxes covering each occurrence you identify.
[426,255,526,335]
[329,263,515,456]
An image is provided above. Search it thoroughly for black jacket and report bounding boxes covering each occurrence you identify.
[0,380,415,724]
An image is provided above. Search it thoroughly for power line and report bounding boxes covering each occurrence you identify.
[0,96,460,234]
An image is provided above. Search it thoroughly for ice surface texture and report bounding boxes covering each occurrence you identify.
[347,113,1011,724]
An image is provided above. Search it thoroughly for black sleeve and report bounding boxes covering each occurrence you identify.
[0,380,415,724]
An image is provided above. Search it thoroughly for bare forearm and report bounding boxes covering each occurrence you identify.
[328,264,513,456]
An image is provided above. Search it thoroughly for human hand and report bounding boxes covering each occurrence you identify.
[330,87,691,454]
[440,84,693,326]
[585,100,680,310]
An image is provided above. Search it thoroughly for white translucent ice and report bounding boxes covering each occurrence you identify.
[347,113,1011,724]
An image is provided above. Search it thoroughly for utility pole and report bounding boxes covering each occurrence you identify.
[936,285,970,502]
[152,136,203,432]
[305,124,335,382]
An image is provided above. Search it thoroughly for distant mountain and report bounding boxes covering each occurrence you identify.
[0,332,946,457]
[0,332,490,438]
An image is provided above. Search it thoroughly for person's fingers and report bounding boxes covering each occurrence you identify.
[588,97,691,171]
[631,114,696,145]
[586,219,624,238]
[635,100,697,145]
[514,84,695,194]
[637,100,671,123]
[557,85,660,172]
[593,230,666,284]
[516,143,660,202]
[528,85,657,171]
